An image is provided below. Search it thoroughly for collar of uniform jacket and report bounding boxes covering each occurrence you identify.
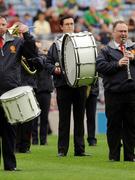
[108,40,135,50]
[4,31,15,43]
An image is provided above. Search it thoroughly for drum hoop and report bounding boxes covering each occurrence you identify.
[71,35,80,87]
[62,34,72,86]
[0,92,26,101]
[62,34,79,87]
[90,35,98,82]
[0,86,33,101]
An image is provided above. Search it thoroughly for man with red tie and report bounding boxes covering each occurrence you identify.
[0,16,43,171]
[96,20,135,162]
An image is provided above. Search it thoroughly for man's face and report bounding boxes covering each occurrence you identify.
[113,23,128,44]
[0,18,7,36]
[60,18,74,33]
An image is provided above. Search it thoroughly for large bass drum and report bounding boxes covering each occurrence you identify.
[61,32,97,87]
[0,86,41,124]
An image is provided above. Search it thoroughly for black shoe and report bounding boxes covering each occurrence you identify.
[48,128,52,135]
[5,168,21,171]
[32,141,38,145]
[109,158,120,162]
[88,139,97,146]
[19,149,31,153]
[40,142,48,145]
[74,152,91,156]
[124,158,135,162]
[58,152,66,157]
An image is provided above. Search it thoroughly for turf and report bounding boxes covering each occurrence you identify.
[0,135,135,180]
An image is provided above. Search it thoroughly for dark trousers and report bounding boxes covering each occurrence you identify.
[86,94,97,143]
[105,91,135,161]
[16,121,33,152]
[0,106,16,170]
[32,92,51,144]
[56,86,87,155]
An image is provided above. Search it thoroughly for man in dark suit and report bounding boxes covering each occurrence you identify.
[96,20,135,162]
[0,16,43,171]
[45,15,87,157]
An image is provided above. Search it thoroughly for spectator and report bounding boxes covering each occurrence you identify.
[33,12,51,40]
[7,14,21,28]
[0,0,8,17]
[49,12,61,33]
[98,23,112,45]
[99,8,112,26]
[111,6,124,23]
[21,13,33,32]
[83,6,102,28]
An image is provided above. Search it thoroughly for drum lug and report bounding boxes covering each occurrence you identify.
[5,105,12,121]
[16,102,23,119]
[28,98,34,112]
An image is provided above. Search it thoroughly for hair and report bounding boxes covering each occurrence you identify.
[0,16,6,20]
[59,15,74,26]
[113,20,127,30]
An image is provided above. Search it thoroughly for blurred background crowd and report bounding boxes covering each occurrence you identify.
[1,0,135,50]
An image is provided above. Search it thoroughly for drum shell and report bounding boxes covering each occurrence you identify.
[0,86,41,124]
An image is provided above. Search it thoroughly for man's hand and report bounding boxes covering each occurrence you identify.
[124,50,134,60]
[14,22,29,34]
[54,67,61,75]
[118,56,129,67]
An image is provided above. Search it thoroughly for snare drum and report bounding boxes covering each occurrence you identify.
[0,86,41,124]
[61,32,97,87]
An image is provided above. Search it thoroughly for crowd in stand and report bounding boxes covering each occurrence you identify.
[0,0,134,48]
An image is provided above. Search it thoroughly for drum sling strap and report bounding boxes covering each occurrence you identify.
[54,37,63,70]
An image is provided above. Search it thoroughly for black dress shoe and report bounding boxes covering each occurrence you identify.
[124,158,135,162]
[88,139,97,146]
[58,152,66,157]
[5,168,21,171]
[74,152,91,156]
[109,159,120,162]
[32,139,38,145]
[40,141,48,145]
[18,149,31,153]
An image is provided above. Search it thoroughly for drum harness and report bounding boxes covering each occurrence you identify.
[54,36,65,74]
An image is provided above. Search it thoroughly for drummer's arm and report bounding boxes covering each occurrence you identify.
[45,43,61,75]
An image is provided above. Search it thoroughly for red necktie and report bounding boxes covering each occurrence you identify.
[119,44,125,54]
[0,37,4,48]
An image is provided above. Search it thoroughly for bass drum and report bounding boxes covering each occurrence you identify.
[61,32,97,87]
[0,86,41,124]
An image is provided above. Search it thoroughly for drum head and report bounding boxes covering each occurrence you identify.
[62,34,76,86]
[0,86,33,100]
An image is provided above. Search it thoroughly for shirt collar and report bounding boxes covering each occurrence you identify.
[114,41,127,49]
[3,34,6,40]
[0,34,5,41]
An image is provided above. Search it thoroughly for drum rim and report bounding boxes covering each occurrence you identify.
[0,86,33,100]
[62,33,78,87]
